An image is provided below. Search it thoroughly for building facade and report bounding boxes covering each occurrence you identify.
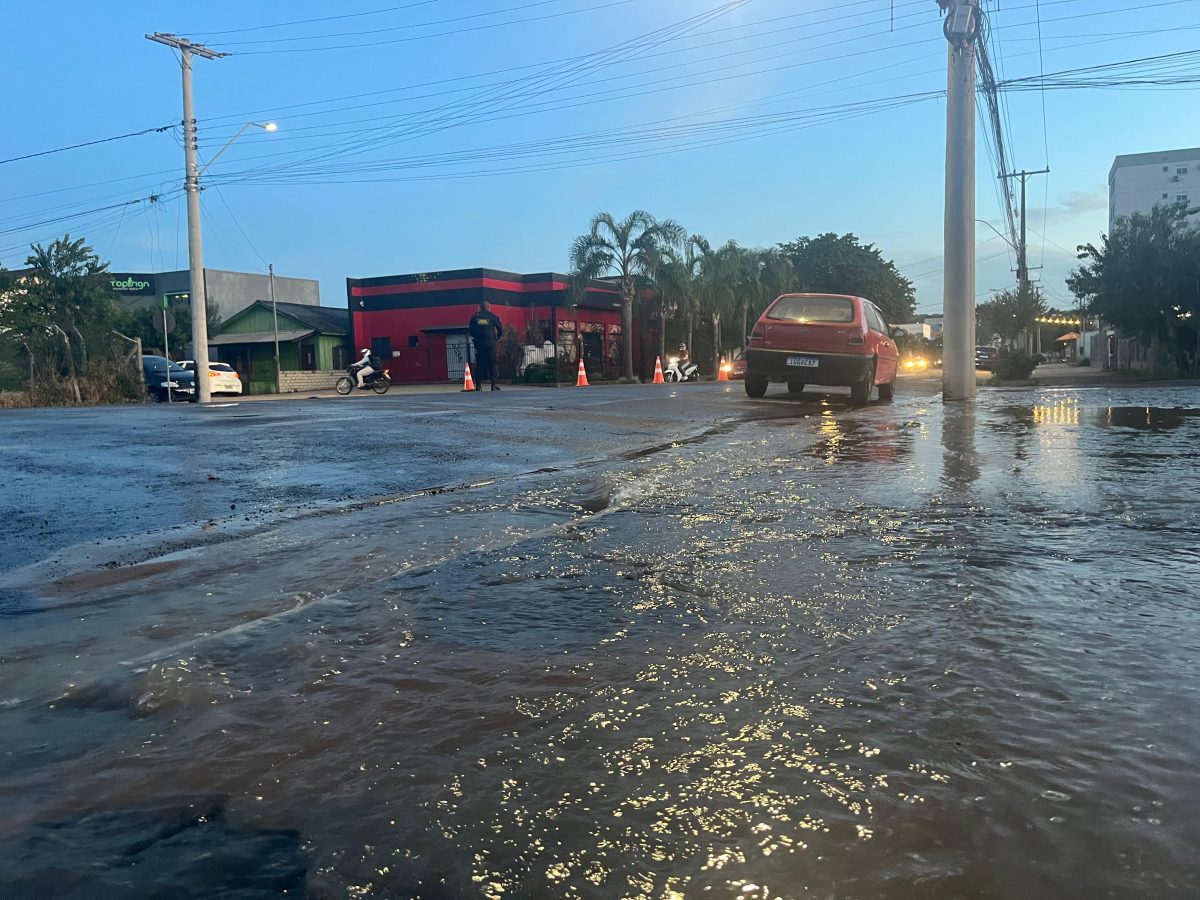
[1109,147,1200,230]
[347,268,635,383]
[106,267,320,324]
[210,301,351,394]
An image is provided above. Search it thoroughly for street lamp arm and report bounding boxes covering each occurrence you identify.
[975,218,1016,250]
[199,121,276,176]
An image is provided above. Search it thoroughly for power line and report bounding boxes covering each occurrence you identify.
[0,124,177,166]
[214,0,586,46]
[188,0,441,37]
[231,0,640,54]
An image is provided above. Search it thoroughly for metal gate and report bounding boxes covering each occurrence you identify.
[445,333,474,382]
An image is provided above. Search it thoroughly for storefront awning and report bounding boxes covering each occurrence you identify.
[209,329,315,345]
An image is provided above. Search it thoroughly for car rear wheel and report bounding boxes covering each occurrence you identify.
[744,374,768,398]
[850,362,875,406]
[786,380,805,394]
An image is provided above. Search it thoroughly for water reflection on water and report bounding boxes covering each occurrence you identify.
[1,388,1199,898]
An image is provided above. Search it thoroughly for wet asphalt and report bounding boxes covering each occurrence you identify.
[2,378,1199,899]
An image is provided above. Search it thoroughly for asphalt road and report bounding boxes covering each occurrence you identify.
[1,378,935,579]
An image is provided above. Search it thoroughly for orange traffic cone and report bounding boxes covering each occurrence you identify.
[575,358,590,387]
[461,363,476,392]
[652,356,665,384]
[716,356,730,381]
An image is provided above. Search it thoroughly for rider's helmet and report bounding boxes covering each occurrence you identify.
[678,343,687,352]
[361,348,370,354]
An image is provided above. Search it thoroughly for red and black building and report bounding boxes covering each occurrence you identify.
[347,267,656,383]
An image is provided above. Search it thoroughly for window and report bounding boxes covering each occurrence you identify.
[1163,165,1170,172]
[1177,194,1189,203]
[866,305,888,334]
[370,336,393,360]
[767,296,854,323]
[1178,167,1189,175]
[332,345,349,370]
[1163,193,1170,200]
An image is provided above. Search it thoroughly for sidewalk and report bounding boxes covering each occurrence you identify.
[232,382,537,402]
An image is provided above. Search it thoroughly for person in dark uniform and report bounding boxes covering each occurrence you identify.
[467,299,504,391]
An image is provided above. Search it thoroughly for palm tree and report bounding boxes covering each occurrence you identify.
[656,235,706,359]
[569,210,683,379]
[695,239,741,375]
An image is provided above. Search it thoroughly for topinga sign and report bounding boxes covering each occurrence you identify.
[108,273,157,296]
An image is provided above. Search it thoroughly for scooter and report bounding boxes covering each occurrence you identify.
[663,355,701,382]
[335,365,392,395]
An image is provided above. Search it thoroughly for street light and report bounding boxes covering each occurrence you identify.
[200,121,278,175]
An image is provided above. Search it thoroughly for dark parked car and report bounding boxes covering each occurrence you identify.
[142,355,196,402]
[975,346,999,371]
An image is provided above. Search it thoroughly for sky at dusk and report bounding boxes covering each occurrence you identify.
[4,0,1199,316]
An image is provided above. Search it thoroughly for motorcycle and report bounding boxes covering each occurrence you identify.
[663,355,701,383]
[335,365,391,395]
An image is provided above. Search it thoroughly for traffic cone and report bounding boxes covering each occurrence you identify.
[461,363,476,392]
[716,356,730,381]
[575,358,590,387]
[652,356,665,384]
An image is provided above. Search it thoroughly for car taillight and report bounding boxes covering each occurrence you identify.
[749,326,765,345]
[847,330,865,345]
[208,371,219,377]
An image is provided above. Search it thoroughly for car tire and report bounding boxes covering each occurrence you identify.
[786,380,805,394]
[745,374,768,398]
[851,362,875,406]
[878,374,895,401]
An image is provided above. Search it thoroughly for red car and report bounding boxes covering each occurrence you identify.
[744,293,900,404]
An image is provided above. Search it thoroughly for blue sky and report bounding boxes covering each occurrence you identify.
[3,0,1199,316]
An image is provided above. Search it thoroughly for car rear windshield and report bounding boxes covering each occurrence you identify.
[767,296,855,323]
[210,363,235,372]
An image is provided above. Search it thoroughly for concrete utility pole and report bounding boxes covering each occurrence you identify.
[940,0,981,401]
[269,263,282,392]
[1001,168,1050,292]
[147,33,227,404]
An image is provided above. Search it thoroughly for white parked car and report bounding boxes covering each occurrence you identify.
[177,360,243,396]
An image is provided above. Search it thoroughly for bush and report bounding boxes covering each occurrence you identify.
[520,362,557,384]
[995,348,1037,380]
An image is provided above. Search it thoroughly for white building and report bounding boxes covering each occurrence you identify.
[1109,147,1200,230]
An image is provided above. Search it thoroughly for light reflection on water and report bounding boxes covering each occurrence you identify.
[1,388,1199,898]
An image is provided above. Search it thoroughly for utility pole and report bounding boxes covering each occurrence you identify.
[941,0,981,401]
[269,263,282,393]
[1000,168,1050,292]
[147,33,227,404]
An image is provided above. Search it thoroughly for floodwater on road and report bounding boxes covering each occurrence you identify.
[1,385,1198,898]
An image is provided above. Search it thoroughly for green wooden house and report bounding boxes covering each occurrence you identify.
[209,301,352,394]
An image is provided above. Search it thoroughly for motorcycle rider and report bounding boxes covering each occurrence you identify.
[677,343,690,368]
[351,347,378,388]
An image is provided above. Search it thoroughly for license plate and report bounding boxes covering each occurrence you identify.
[787,356,819,368]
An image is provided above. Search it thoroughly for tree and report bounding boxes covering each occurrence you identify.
[694,238,741,374]
[977,286,1045,347]
[777,233,916,323]
[0,235,116,403]
[569,210,684,378]
[1068,203,1200,340]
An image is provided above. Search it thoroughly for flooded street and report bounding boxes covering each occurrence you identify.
[1,383,1198,898]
